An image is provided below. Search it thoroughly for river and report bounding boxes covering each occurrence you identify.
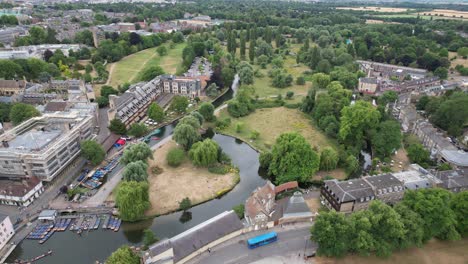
[7,80,266,263]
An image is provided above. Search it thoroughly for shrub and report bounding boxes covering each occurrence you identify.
[208,164,231,174]
[151,166,163,175]
[296,76,305,85]
[259,152,272,169]
[179,197,191,211]
[249,130,260,140]
[233,204,245,219]
[286,91,294,99]
[167,147,185,167]
[215,118,231,129]
[235,122,244,133]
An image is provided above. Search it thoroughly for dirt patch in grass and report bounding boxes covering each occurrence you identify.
[314,169,347,180]
[449,52,468,68]
[218,107,336,153]
[389,148,410,172]
[145,140,238,216]
[314,238,468,264]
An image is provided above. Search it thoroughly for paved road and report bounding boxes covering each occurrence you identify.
[187,224,316,264]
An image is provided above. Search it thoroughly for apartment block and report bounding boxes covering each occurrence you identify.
[0,112,94,181]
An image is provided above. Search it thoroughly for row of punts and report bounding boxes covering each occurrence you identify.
[80,154,121,189]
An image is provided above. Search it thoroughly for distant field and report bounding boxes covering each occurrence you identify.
[365,19,402,24]
[107,43,185,87]
[336,7,410,13]
[376,13,467,21]
[314,238,468,264]
[449,51,468,68]
[419,9,468,19]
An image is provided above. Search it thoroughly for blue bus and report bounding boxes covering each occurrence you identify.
[247,232,278,249]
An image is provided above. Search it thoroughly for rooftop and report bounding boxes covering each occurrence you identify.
[283,192,313,218]
[8,129,62,151]
[324,179,374,202]
[363,173,403,189]
[0,176,41,197]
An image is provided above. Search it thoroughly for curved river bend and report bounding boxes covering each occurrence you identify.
[7,133,266,264]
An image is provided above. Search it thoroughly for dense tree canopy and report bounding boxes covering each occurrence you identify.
[147,103,165,122]
[189,138,219,167]
[106,246,140,264]
[173,123,200,150]
[267,132,320,184]
[115,181,150,222]
[9,103,40,125]
[122,160,148,182]
[80,140,106,166]
[120,142,153,165]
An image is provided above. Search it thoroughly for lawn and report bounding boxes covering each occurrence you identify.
[145,140,238,216]
[106,43,185,87]
[216,107,347,179]
[315,238,468,264]
[217,107,336,152]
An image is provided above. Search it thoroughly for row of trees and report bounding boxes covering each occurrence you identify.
[116,142,153,222]
[312,189,467,258]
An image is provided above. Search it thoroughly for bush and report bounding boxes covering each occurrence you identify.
[235,122,244,133]
[167,147,185,167]
[233,204,245,219]
[286,91,294,99]
[179,197,191,211]
[215,118,231,129]
[151,166,163,175]
[296,76,305,85]
[259,152,272,169]
[208,164,231,174]
[249,130,260,140]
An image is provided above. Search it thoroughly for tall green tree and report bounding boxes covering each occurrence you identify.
[106,246,140,264]
[450,191,468,237]
[339,101,381,153]
[394,204,425,249]
[320,147,339,171]
[371,120,402,159]
[9,103,40,125]
[173,123,200,150]
[108,119,127,135]
[249,29,256,63]
[189,138,219,167]
[402,189,460,242]
[178,115,201,129]
[198,102,215,121]
[268,132,320,184]
[120,142,153,165]
[115,181,150,222]
[128,123,149,138]
[122,160,148,182]
[170,96,189,113]
[80,140,106,166]
[311,211,350,257]
[240,31,246,59]
[140,66,164,81]
[147,102,165,122]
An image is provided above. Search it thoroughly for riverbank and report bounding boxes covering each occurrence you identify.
[143,140,239,216]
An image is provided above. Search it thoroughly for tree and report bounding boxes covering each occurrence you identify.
[170,96,189,113]
[190,111,204,125]
[156,46,168,56]
[339,101,381,152]
[143,229,158,248]
[240,31,246,59]
[172,32,184,43]
[122,160,148,182]
[179,197,191,211]
[296,76,305,85]
[238,66,254,85]
[451,191,468,237]
[100,85,118,98]
[233,204,245,219]
[301,89,316,113]
[311,73,331,89]
[221,66,235,88]
[189,138,219,167]
[249,30,255,63]
[198,102,215,121]
[178,115,201,129]
[394,204,425,249]
[311,211,350,257]
[173,123,200,150]
[109,119,127,135]
[457,47,468,58]
[268,132,320,184]
[120,142,153,165]
[106,246,140,264]
[345,155,359,175]
[371,120,402,159]
[115,181,150,222]
[167,147,185,167]
[434,67,448,79]
[140,66,164,81]
[402,189,460,242]
[320,147,339,171]
[406,143,430,165]
[96,96,109,108]
[128,123,149,138]
[316,59,332,74]
[80,140,105,166]
[147,103,164,122]
[286,91,294,99]
[205,83,219,98]
[9,103,40,125]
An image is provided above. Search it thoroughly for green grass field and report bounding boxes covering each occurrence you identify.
[107,43,185,87]
[375,14,467,20]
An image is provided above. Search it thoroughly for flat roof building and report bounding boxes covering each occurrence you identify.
[0,112,94,181]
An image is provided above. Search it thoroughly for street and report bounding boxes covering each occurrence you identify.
[187,224,316,264]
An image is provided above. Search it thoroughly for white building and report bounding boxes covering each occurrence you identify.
[0,176,44,207]
[0,213,15,251]
[0,112,95,181]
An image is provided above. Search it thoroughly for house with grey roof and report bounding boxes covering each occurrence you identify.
[321,178,375,213]
[279,191,314,224]
[433,169,468,193]
[362,173,405,205]
[143,210,243,264]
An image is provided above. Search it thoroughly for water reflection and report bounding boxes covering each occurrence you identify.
[179,211,192,223]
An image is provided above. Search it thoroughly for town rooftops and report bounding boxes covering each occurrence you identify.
[282,191,313,218]
[245,181,275,217]
[359,77,378,84]
[275,181,298,194]
[0,80,26,89]
[363,173,403,189]
[324,178,374,203]
[44,101,70,112]
[440,150,468,167]
[171,210,242,261]
[0,176,41,197]
[434,169,468,190]
[392,169,433,190]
